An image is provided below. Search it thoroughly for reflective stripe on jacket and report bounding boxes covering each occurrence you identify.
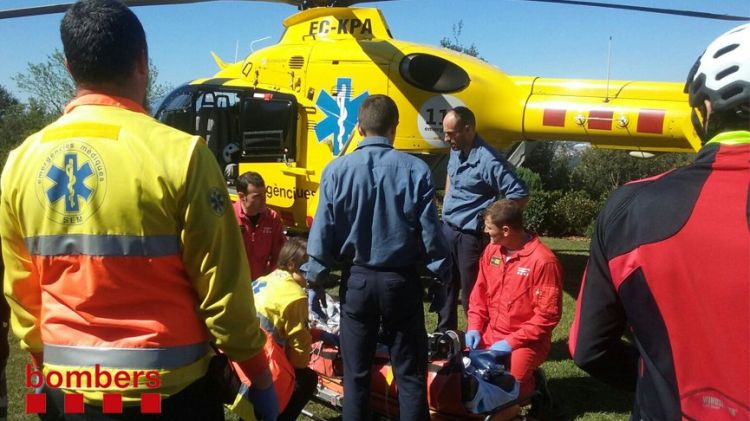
[0,94,267,403]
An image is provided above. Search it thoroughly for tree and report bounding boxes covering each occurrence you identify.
[0,86,54,166]
[13,49,172,115]
[440,20,482,59]
[522,142,574,192]
[0,85,19,117]
[570,149,695,200]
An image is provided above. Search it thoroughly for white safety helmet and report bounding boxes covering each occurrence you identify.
[685,23,750,115]
[222,143,240,164]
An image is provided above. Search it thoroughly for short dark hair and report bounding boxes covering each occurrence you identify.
[449,106,476,129]
[483,199,523,231]
[236,171,265,194]
[61,0,147,86]
[277,237,307,272]
[358,94,399,136]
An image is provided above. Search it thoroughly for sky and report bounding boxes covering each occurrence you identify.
[0,0,748,102]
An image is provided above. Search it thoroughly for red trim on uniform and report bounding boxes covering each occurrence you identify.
[588,110,613,130]
[543,109,566,127]
[637,109,665,134]
[568,265,588,357]
[625,169,675,185]
[65,94,147,115]
[607,248,641,291]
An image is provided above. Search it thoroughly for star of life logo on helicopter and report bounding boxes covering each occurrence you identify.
[314,77,369,155]
[35,141,107,225]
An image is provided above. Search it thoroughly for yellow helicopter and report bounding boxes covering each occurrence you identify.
[3,0,746,231]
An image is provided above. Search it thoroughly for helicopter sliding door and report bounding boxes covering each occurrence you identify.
[239,93,296,163]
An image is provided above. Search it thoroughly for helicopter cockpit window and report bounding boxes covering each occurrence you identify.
[399,53,470,93]
[239,97,296,163]
[155,86,297,177]
[154,86,193,134]
[194,90,242,169]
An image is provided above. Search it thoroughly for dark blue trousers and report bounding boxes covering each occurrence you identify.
[340,265,429,421]
[435,223,483,332]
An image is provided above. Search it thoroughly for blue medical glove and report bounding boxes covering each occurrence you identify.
[465,330,482,350]
[247,384,279,421]
[490,339,512,353]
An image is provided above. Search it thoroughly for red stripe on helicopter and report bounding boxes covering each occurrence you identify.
[637,109,665,134]
[542,109,566,127]
[253,92,274,101]
[588,110,613,130]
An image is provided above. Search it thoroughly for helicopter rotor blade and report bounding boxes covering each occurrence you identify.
[517,0,750,22]
[0,0,299,19]
[0,0,747,20]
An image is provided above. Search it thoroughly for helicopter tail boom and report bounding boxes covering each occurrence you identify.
[512,76,700,152]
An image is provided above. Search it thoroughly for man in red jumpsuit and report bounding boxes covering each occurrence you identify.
[569,24,750,420]
[233,171,286,280]
[465,199,563,399]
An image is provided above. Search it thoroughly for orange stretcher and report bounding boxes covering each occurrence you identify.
[305,331,536,421]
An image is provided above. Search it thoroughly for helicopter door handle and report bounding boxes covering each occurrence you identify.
[575,113,629,127]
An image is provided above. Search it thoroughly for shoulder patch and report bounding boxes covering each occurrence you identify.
[208,186,228,216]
[490,255,502,267]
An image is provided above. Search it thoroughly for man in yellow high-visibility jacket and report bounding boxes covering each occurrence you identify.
[0,1,277,419]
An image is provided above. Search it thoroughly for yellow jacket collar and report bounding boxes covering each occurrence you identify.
[65,93,147,115]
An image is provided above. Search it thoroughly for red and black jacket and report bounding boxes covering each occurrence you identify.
[569,131,750,421]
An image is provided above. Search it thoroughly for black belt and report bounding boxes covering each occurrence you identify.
[445,222,482,237]
[350,263,415,273]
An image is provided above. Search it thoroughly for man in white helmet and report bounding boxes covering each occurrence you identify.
[569,24,749,420]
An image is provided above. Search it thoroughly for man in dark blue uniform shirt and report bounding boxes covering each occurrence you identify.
[305,94,451,421]
[436,106,529,332]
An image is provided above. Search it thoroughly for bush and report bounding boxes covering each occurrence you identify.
[553,190,600,236]
[516,167,543,193]
[524,190,563,235]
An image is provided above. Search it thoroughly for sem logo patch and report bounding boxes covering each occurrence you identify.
[208,187,228,216]
[314,77,368,155]
[490,256,502,267]
[36,142,106,225]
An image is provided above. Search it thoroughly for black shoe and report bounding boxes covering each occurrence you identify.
[528,368,557,420]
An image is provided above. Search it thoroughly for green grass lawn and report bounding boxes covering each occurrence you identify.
[4,237,632,420]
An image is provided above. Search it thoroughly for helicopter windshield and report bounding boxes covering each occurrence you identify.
[155,84,298,179]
